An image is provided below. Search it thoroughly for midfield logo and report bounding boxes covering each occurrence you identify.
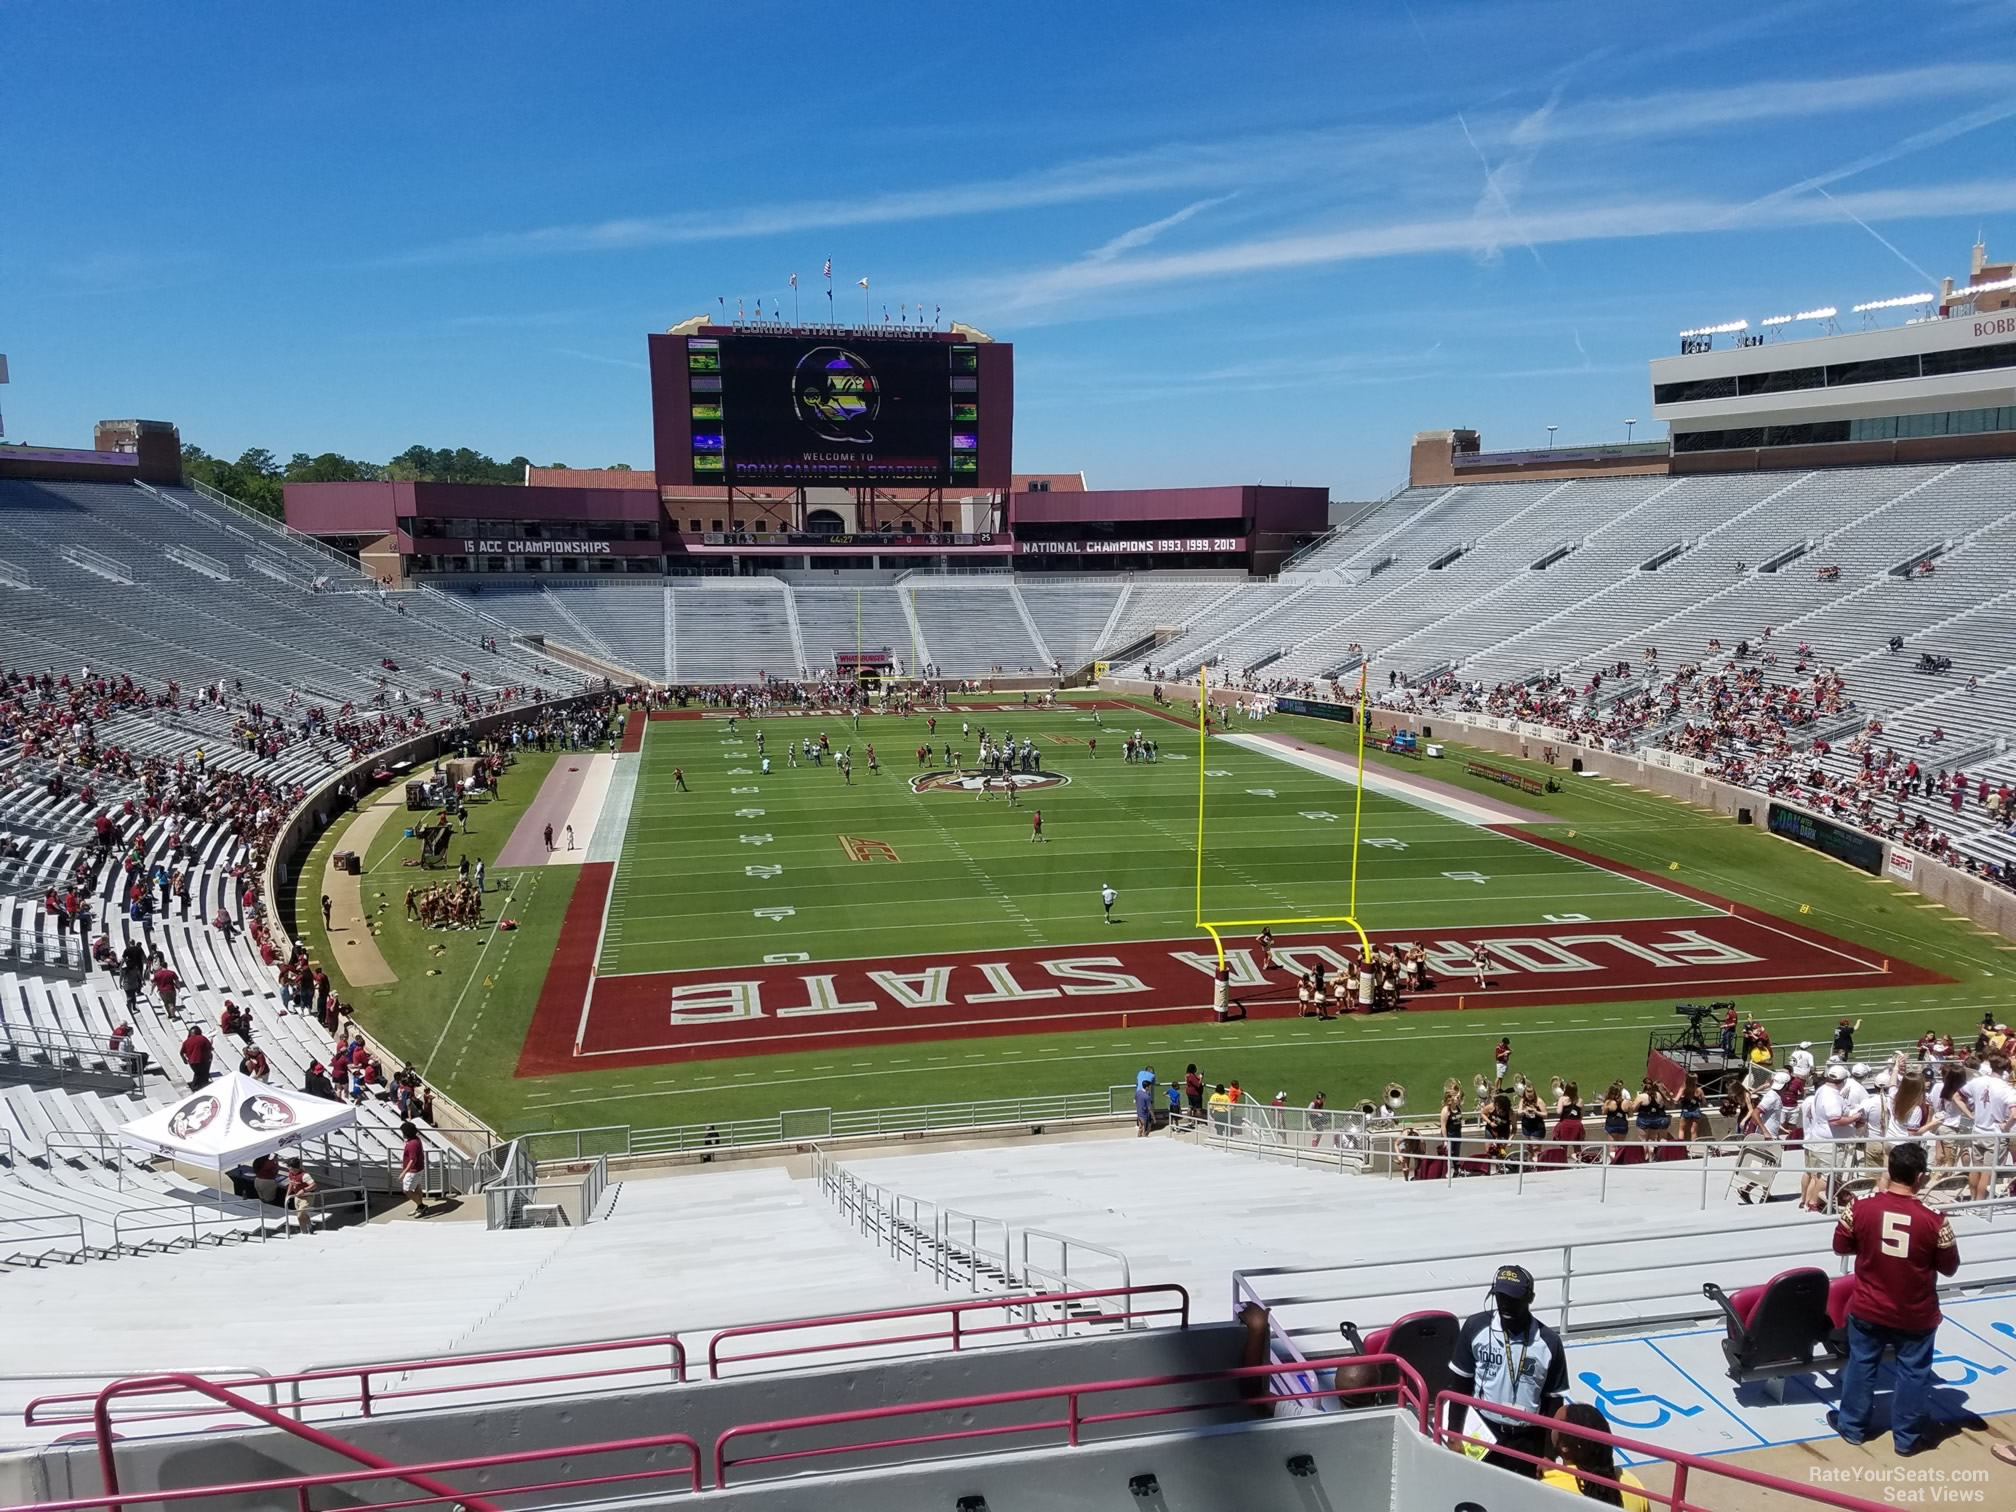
[909,769,1073,794]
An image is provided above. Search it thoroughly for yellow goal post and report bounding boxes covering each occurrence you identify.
[1193,663,1373,970]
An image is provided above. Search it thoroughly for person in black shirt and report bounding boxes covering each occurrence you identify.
[1448,1264,1569,1478]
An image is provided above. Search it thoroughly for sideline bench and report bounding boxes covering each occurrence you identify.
[1464,760,1556,795]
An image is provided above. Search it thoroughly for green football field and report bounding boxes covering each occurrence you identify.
[291,695,2016,1139]
[598,706,1716,977]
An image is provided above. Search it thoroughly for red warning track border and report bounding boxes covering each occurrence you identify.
[515,860,1948,1078]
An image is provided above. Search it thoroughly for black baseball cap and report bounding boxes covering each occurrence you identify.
[1489,1264,1535,1301]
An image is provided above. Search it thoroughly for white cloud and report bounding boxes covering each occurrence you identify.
[368,63,2016,268]
[976,178,2016,312]
[553,348,648,372]
[1086,194,1237,263]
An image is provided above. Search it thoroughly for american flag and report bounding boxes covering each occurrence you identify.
[823,259,832,280]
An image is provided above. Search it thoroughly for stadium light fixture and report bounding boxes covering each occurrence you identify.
[1677,320,1749,338]
[1850,292,1935,313]
[1759,314,1795,327]
[1625,419,1637,442]
[1960,274,2016,298]
[1546,425,1558,449]
[1795,306,1837,322]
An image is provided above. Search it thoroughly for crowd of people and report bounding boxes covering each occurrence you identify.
[1145,1006,2016,1218]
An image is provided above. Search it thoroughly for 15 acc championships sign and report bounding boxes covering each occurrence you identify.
[461,539,614,556]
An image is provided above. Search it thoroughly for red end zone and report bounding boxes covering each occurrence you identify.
[516,863,1947,1076]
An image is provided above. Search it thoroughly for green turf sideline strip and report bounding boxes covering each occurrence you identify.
[532,993,2016,1113]
[1217,732,1528,827]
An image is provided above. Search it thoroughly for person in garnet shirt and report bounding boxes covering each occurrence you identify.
[1830,1142,1959,1455]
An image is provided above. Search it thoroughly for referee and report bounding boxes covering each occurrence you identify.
[1447,1264,1568,1477]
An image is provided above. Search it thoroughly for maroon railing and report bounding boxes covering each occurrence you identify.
[9,1432,703,1512]
[705,1285,1190,1377]
[712,1354,1427,1487]
[27,1336,690,1428]
[1432,1391,1890,1512]
[89,1374,503,1512]
[29,1288,1188,1432]
[1,1360,1904,1511]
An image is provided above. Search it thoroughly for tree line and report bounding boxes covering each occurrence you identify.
[178,445,633,517]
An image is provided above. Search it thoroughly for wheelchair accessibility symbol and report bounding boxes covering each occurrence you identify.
[1576,1372,1706,1431]
[1928,1349,2006,1387]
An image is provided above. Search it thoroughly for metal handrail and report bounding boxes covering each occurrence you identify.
[91,1372,503,1512]
[0,1210,88,1259]
[704,1286,1191,1378]
[28,1336,689,1428]
[527,1084,1137,1159]
[1432,1389,1889,1511]
[8,1430,704,1512]
[110,1185,366,1251]
[713,1353,1430,1487]
[1237,1188,2016,1345]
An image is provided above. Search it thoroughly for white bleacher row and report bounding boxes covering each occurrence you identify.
[0,479,603,1263]
[433,579,1182,682]
[0,790,485,1266]
[0,481,585,706]
[413,463,2014,738]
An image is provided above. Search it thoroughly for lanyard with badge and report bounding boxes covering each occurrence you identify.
[1495,1323,1532,1402]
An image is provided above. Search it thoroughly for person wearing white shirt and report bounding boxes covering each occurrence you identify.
[1885,1066,1933,1146]
[1789,1043,1817,1079]
[1800,1067,1857,1211]
[1958,1057,2014,1201]
[1737,1071,1793,1206]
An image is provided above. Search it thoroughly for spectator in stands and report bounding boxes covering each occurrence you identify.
[152,963,180,1020]
[284,1157,317,1236]
[180,1023,213,1089]
[1958,1056,2013,1202]
[1830,1142,1959,1454]
[303,1060,336,1101]
[1543,1402,1653,1509]
[1676,1077,1707,1144]
[400,1120,429,1218]
[239,1043,271,1082]
[1633,1077,1671,1143]
[1599,1083,1629,1145]
[119,938,145,1010]
[249,1152,283,1207]
[1447,1264,1568,1478]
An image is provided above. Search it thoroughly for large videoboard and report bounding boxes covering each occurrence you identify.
[679,331,995,487]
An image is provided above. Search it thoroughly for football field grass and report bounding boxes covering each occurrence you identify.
[293,698,2016,1139]
[598,706,1715,978]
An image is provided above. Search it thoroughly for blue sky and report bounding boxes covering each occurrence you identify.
[6,0,2015,498]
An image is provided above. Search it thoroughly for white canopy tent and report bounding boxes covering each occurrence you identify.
[118,1071,357,1168]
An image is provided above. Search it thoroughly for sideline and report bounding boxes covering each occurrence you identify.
[1218,731,1551,826]
[321,789,404,987]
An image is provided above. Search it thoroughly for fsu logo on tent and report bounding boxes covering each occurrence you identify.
[168,1095,221,1140]
[910,769,1071,795]
[240,1095,298,1132]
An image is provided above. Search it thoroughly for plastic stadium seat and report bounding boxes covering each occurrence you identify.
[1704,1267,1844,1387]
[1339,1310,1461,1406]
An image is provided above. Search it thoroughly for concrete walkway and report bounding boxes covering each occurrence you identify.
[322,790,403,987]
